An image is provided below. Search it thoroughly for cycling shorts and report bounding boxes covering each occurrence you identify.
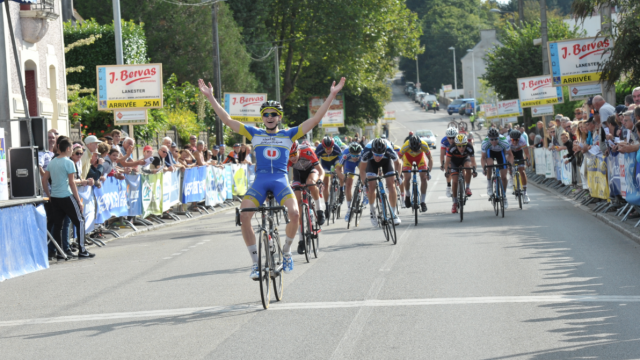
[244,173,295,206]
[320,158,339,171]
[486,149,507,170]
[513,149,524,160]
[402,152,427,172]
[450,158,472,174]
[292,168,318,188]
[365,158,395,178]
[338,160,359,176]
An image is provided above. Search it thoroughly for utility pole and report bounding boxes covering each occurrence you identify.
[518,0,524,26]
[112,0,132,137]
[600,3,615,105]
[211,1,223,146]
[416,55,420,91]
[448,47,457,96]
[540,0,550,142]
[274,46,281,102]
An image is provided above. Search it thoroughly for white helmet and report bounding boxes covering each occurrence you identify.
[445,127,459,138]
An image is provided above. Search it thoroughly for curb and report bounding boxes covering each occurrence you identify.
[529,181,640,245]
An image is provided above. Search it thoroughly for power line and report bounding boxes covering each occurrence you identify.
[157,0,225,6]
[249,46,276,62]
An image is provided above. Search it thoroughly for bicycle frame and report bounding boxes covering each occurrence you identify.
[294,183,321,237]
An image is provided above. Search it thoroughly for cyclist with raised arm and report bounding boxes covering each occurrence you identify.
[288,141,325,254]
[316,136,344,211]
[509,129,530,203]
[358,138,402,226]
[440,127,458,198]
[481,127,513,209]
[198,77,345,279]
[335,142,363,222]
[444,134,477,213]
[399,134,433,212]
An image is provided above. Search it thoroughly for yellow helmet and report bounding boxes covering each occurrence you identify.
[454,134,468,145]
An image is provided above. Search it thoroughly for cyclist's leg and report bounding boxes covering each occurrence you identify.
[463,159,473,187]
[382,159,397,209]
[320,160,331,203]
[271,175,300,257]
[419,172,428,197]
[345,176,354,202]
[450,167,460,203]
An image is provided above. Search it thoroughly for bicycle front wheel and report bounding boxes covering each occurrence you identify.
[302,204,311,263]
[384,194,398,245]
[312,214,319,258]
[516,173,523,209]
[459,178,465,222]
[497,177,505,218]
[347,188,358,229]
[355,188,363,227]
[413,183,419,226]
[493,179,499,216]
[271,229,283,301]
[258,230,271,309]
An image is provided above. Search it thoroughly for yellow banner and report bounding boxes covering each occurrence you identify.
[486,115,499,120]
[321,123,344,128]
[521,98,560,107]
[585,154,610,200]
[103,99,162,110]
[559,72,602,86]
[231,115,261,123]
[498,112,521,118]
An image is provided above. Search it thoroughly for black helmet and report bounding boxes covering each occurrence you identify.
[509,129,522,139]
[409,135,422,151]
[349,142,362,155]
[487,128,500,138]
[371,138,387,154]
[322,136,335,148]
[260,100,283,114]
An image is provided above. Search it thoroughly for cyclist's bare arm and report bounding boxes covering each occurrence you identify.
[426,152,433,171]
[198,79,242,133]
[315,163,325,180]
[299,78,346,134]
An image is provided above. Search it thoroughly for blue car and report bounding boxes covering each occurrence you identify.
[447,98,475,116]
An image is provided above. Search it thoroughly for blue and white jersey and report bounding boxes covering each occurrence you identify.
[338,148,361,167]
[238,124,305,174]
[361,139,398,162]
[440,136,452,150]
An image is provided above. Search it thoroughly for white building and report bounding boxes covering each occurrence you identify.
[0,0,69,148]
[461,29,502,100]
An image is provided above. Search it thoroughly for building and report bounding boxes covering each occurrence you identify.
[461,29,502,100]
[0,0,69,148]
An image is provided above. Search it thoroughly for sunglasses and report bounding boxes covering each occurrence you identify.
[456,144,466,148]
[489,138,498,141]
[74,152,83,156]
[262,112,279,118]
[372,152,385,157]
[290,151,298,157]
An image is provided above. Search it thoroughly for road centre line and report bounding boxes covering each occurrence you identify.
[3,295,640,328]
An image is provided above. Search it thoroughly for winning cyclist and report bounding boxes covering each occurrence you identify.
[440,127,458,198]
[198,77,345,279]
[358,138,402,226]
[444,134,477,213]
[481,127,513,209]
[288,141,326,254]
[316,136,344,210]
[509,129,530,204]
[399,134,433,212]
[335,142,364,222]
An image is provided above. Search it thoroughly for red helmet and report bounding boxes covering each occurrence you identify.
[290,141,299,154]
[322,136,334,149]
[408,131,414,136]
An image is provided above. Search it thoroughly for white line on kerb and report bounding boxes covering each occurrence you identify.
[2,295,639,328]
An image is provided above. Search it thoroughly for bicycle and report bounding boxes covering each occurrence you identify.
[236,191,289,309]
[485,161,510,218]
[293,183,321,262]
[402,162,430,226]
[346,172,365,229]
[449,165,475,222]
[327,171,342,225]
[512,159,526,210]
[372,172,398,245]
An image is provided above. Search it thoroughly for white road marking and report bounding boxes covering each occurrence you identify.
[162,257,172,260]
[4,295,640,327]
[379,226,411,272]
[171,253,182,256]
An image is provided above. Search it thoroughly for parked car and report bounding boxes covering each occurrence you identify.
[464,100,477,116]
[416,130,438,149]
[404,82,415,95]
[407,88,415,97]
[425,100,439,112]
[416,92,427,104]
[447,98,475,116]
[420,94,437,108]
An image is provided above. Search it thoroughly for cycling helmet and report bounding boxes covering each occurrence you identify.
[509,129,522,139]
[409,135,422,151]
[371,138,387,154]
[454,134,468,145]
[408,131,414,136]
[349,142,362,155]
[381,134,387,139]
[290,141,299,154]
[487,128,500,138]
[322,136,334,149]
[300,139,310,147]
[445,127,459,138]
[260,100,283,115]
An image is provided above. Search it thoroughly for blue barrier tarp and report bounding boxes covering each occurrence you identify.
[94,177,129,223]
[0,204,48,282]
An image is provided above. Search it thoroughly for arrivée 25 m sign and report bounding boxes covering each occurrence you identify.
[547,37,612,87]
[96,64,164,111]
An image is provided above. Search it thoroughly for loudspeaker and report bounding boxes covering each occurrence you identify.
[20,117,47,151]
[8,147,38,199]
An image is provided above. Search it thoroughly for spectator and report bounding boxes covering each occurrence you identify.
[604,115,620,141]
[559,132,575,164]
[211,145,220,163]
[39,129,57,171]
[192,140,207,166]
[534,135,543,148]
[71,144,95,186]
[80,135,101,180]
[178,149,197,168]
[110,130,122,153]
[576,120,588,144]
[43,138,94,259]
[188,135,198,152]
[223,143,241,164]
[104,135,113,146]
[218,144,226,159]
[161,137,177,167]
[360,135,367,147]
[314,140,321,148]
[101,147,115,177]
[117,138,146,170]
[536,120,545,136]
[626,94,634,107]
[561,117,576,141]
[528,132,536,146]
[157,145,175,172]
[86,150,104,186]
[574,108,583,120]
[632,87,640,106]
[238,143,252,164]
[547,127,560,148]
[593,95,616,121]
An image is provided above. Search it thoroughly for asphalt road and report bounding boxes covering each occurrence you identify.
[3,82,640,360]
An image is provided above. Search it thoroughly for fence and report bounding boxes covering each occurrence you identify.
[527,145,640,226]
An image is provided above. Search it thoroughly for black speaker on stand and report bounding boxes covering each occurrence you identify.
[19,117,47,151]
[8,147,38,198]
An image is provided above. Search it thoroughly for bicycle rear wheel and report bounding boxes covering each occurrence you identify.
[492,179,499,216]
[459,177,465,222]
[311,215,319,258]
[258,230,271,309]
[271,229,283,301]
[384,194,398,245]
[516,174,523,209]
[347,187,358,229]
[413,183,419,226]
[302,204,311,263]
[497,177,505,218]
[355,188,362,227]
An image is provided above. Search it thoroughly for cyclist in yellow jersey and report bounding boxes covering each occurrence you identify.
[399,134,433,212]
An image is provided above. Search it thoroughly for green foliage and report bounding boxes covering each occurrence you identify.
[166,107,203,144]
[64,19,149,91]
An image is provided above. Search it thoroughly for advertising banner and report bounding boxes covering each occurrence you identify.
[484,105,499,120]
[497,99,523,118]
[232,165,248,196]
[534,148,546,176]
[443,85,452,92]
[182,166,206,203]
[309,93,345,128]
[568,83,602,101]
[607,152,621,196]
[517,75,564,107]
[97,64,163,111]
[383,111,396,123]
[545,148,555,178]
[162,171,180,212]
[585,153,610,200]
[560,151,572,185]
[205,166,224,206]
[124,174,142,217]
[224,166,234,200]
[548,37,613,86]
[224,93,267,123]
[114,110,148,126]
[531,105,554,118]
[94,177,129,223]
[624,152,640,205]
[141,173,162,217]
[77,185,96,233]
[0,128,7,201]
[553,150,563,180]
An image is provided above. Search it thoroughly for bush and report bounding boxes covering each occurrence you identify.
[166,107,203,144]
[64,19,149,91]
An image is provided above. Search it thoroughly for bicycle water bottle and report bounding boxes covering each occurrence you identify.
[318,195,326,211]
[268,235,274,252]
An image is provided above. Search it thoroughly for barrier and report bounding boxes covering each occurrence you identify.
[142,173,163,217]
[584,153,610,200]
[0,204,48,282]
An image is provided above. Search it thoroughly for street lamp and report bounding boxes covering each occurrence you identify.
[448,46,457,97]
[467,49,476,100]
